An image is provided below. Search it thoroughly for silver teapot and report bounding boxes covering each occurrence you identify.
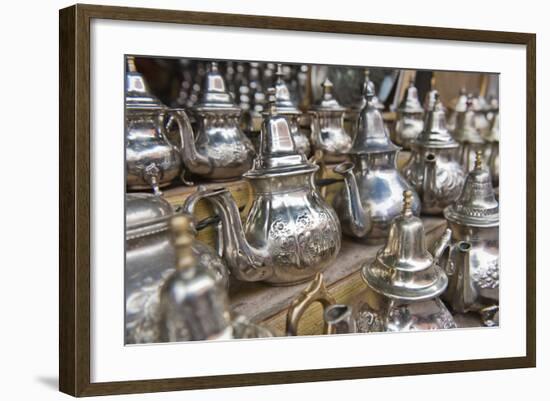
[356,191,456,332]
[159,215,272,342]
[125,56,187,194]
[481,101,499,187]
[177,62,255,182]
[402,92,465,214]
[432,152,499,326]
[273,64,311,157]
[309,79,352,163]
[200,88,342,285]
[393,80,424,149]
[447,88,468,133]
[333,78,420,244]
[453,95,487,171]
[125,193,229,344]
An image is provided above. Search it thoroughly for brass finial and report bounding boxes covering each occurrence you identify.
[127,56,137,73]
[474,150,484,170]
[402,190,414,216]
[322,79,333,96]
[171,215,195,270]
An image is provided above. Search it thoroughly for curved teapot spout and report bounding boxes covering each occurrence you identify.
[333,162,372,237]
[166,110,212,176]
[422,153,438,208]
[207,189,273,282]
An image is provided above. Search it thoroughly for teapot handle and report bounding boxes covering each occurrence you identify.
[163,109,195,185]
[308,111,322,148]
[286,273,336,336]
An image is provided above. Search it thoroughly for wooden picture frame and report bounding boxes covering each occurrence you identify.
[59,3,536,397]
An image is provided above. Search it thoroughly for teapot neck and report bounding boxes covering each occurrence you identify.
[351,151,397,170]
[247,170,318,195]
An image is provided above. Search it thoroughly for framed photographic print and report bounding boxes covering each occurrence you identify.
[59,3,536,397]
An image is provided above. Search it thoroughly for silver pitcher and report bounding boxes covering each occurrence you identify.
[125,193,229,344]
[273,64,311,157]
[432,151,499,326]
[393,80,424,149]
[333,78,420,244]
[402,92,465,214]
[453,95,486,172]
[125,56,188,194]
[177,62,255,182]
[309,79,352,163]
[355,191,456,332]
[200,88,342,286]
[159,215,272,342]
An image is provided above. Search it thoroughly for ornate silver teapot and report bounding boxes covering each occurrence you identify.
[159,215,272,342]
[333,78,420,244]
[125,193,229,344]
[125,56,187,194]
[393,80,424,149]
[453,95,486,171]
[273,64,311,157]
[176,62,255,182]
[287,193,456,334]
[200,88,342,285]
[309,79,352,163]
[356,191,456,332]
[402,93,465,214]
[432,152,499,326]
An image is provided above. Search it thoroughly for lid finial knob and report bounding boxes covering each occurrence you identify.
[127,56,137,73]
[402,190,414,217]
[474,150,484,170]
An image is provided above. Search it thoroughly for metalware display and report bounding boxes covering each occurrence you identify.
[402,93,465,214]
[309,79,353,162]
[393,80,424,149]
[201,88,342,285]
[355,191,456,332]
[177,61,255,181]
[125,56,188,194]
[159,215,273,341]
[432,151,499,326]
[453,95,487,171]
[273,64,312,156]
[333,77,420,244]
[125,193,229,344]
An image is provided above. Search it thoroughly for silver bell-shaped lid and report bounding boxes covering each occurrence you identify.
[362,191,448,301]
[444,151,499,227]
[195,62,237,109]
[452,95,485,144]
[311,79,347,112]
[273,64,301,114]
[414,92,458,149]
[245,88,316,177]
[126,193,174,239]
[449,88,468,112]
[350,74,399,154]
[398,79,424,114]
[125,56,165,110]
[159,215,231,342]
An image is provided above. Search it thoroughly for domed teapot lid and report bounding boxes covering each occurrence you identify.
[159,216,231,341]
[352,69,385,112]
[444,151,499,227]
[414,93,458,149]
[362,191,448,301]
[126,193,175,240]
[398,79,424,114]
[423,77,444,112]
[311,79,347,112]
[245,88,317,178]
[125,56,165,110]
[273,64,301,114]
[349,74,399,154]
[449,88,468,112]
[195,62,239,109]
[452,95,485,144]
